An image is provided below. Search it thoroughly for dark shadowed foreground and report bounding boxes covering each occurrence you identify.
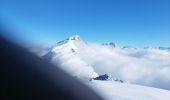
[0,35,103,100]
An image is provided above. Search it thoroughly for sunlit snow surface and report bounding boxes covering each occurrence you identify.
[87,80,170,100]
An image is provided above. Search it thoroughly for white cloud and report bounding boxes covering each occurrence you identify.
[31,40,170,90]
[24,43,51,56]
[75,44,170,90]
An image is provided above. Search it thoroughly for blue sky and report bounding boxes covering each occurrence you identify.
[0,0,170,47]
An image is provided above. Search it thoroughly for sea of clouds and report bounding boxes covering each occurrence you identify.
[76,44,170,90]
[29,41,170,90]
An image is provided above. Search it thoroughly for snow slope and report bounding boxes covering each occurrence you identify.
[88,80,170,100]
[43,35,98,79]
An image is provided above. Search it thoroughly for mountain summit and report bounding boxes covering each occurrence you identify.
[68,35,81,41]
[43,35,98,79]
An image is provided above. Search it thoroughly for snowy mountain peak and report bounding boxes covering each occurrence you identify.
[53,35,81,47]
[102,42,116,48]
[68,35,81,41]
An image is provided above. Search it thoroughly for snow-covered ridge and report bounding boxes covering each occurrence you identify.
[68,35,81,41]
[43,35,98,79]
[53,35,81,46]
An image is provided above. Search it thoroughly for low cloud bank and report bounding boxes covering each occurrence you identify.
[31,41,170,90]
[77,44,170,90]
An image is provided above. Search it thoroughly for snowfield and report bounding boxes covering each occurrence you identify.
[88,80,170,100]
